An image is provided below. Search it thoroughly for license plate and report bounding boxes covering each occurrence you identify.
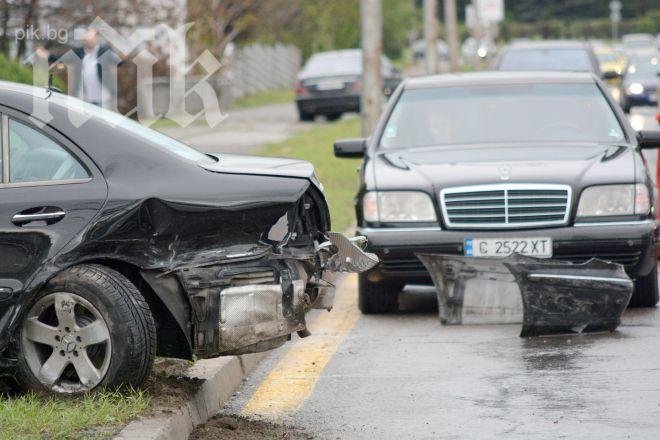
[316,80,345,91]
[464,238,553,258]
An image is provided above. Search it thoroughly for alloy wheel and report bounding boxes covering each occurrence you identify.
[21,292,112,393]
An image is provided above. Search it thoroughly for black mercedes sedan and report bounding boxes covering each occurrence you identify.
[0,82,376,394]
[334,71,660,314]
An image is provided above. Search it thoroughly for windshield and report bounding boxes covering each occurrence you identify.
[596,53,618,63]
[498,48,593,72]
[50,94,214,164]
[380,83,625,149]
[626,54,660,78]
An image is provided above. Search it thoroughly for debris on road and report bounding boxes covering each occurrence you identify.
[190,414,313,440]
[417,254,633,336]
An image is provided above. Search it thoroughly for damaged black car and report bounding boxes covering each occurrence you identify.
[0,82,376,394]
[335,71,660,315]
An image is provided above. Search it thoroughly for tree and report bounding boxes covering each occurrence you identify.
[186,0,264,59]
[252,0,419,61]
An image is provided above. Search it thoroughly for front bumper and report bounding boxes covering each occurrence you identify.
[358,220,658,282]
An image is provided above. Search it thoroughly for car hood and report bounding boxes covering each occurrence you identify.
[373,143,637,192]
[203,153,322,188]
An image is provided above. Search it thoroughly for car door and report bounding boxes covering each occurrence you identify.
[0,110,108,300]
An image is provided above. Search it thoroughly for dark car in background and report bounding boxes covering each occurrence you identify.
[619,51,659,112]
[295,49,402,121]
[0,82,375,394]
[494,40,614,79]
[334,71,660,314]
[622,33,657,53]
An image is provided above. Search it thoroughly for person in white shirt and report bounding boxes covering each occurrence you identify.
[71,30,119,108]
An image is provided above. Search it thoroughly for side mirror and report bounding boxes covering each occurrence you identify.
[637,130,660,149]
[334,138,366,158]
[602,70,621,80]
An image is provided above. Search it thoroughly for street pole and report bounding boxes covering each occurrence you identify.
[610,1,622,41]
[360,0,383,136]
[444,0,460,72]
[423,0,438,75]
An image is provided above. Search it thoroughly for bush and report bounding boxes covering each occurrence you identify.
[0,53,34,85]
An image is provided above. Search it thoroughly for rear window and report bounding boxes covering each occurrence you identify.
[498,48,594,72]
[303,53,362,76]
[380,83,625,149]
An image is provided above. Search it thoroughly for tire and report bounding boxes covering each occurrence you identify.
[358,274,401,314]
[326,113,342,122]
[630,265,659,308]
[15,264,156,394]
[621,99,631,114]
[298,109,315,122]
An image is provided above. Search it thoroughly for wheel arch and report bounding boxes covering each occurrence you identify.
[75,259,193,360]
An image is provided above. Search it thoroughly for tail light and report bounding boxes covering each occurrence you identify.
[352,80,362,94]
[295,80,309,97]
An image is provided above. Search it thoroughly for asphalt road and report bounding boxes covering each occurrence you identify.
[207,108,660,440]
[158,103,316,154]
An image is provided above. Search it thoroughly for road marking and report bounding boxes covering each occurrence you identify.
[242,274,360,418]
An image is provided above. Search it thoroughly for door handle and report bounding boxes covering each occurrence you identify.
[12,209,66,226]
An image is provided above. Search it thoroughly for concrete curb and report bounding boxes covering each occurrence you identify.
[114,352,268,440]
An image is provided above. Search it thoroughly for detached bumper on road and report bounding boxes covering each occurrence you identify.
[417,253,633,337]
[358,220,658,282]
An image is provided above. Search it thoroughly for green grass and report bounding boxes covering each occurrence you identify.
[0,390,150,440]
[259,117,362,232]
[233,88,295,109]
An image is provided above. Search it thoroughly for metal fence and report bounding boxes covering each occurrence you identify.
[147,43,301,117]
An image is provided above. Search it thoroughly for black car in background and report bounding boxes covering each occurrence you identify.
[619,51,659,113]
[295,49,402,121]
[0,82,374,394]
[335,71,660,314]
[494,40,617,80]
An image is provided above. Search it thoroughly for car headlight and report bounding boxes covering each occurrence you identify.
[363,191,437,222]
[577,184,650,217]
[627,82,644,95]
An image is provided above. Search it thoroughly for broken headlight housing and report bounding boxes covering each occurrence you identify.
[363,191,437,222]
[576,184,650,218]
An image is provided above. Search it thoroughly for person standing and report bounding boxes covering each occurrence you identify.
[71,29,119,108]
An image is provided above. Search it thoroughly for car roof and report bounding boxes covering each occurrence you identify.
[502,40,591,51]
[404,71,596,90]
[0,80,50,99]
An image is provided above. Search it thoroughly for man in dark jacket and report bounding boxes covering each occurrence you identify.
[70,29,119,108]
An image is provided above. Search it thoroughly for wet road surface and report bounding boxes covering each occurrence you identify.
[210,108,660,439]
[221,273,660,439]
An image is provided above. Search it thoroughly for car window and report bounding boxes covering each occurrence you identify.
[498,48,594,72]
[303,53,362,76]
[379,83,625,149]
[9,119,89,183]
